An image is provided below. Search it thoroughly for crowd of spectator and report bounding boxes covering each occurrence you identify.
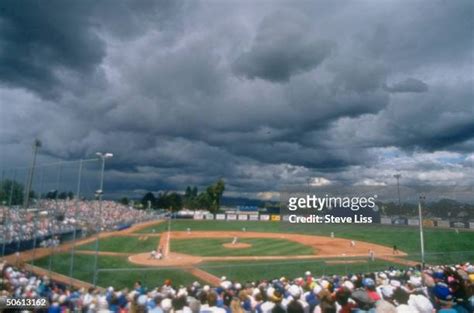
[1,259,473,312]
[0,200,157,245]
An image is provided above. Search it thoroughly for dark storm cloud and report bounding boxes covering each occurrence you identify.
[0,0,104,97]
[232,10,333,82]
[0,0,473,195]
[386,78,428,93]
[0,0,184,98]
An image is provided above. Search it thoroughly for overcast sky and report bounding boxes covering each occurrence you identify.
[0,0,473,199]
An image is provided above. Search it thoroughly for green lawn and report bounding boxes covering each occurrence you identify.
[77,236,159,253]
[171,238,315,256]
[33,253,200,289]
[139,220,474,258]
[199,258,403,282]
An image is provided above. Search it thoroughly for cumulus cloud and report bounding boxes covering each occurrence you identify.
[0,0,472,196]
[232,10,333,82]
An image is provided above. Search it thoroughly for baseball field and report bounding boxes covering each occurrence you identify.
[26,219,474,289]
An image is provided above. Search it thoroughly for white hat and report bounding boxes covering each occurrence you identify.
[252,288,261,297]
[177,288,188,297]
[266,287,275,298]
[390,280,401,288]
[320,280,330,289]
[381,286,394,299]
[313,284,322,295]
[407,295,433,313]
[220,281,232,289]
[161,298,172,311]
[305,271,311,276]
[342,280,354,291]
[138,295,148,306]
[408,276,422,287]
[288,285,301,298]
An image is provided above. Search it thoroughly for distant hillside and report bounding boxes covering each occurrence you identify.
[220,196,279,209]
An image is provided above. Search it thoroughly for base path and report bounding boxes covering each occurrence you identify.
[128,230,413,284]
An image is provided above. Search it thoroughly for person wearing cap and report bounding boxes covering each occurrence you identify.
[362,278,381,302]
[433,285,457,312]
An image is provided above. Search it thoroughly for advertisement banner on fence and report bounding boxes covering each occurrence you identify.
[470,222,474,229]
[238,214,248,221]
[227,214,237,220]
[281,215,290,222]
[393,218,407,225]
[451,221,467,228]
[216,214,226,220]
[437,220,449,228]
[204,214,214,220]
[194,214,204,220]
[271,215,281,222]
[408,219,419,226]
[423,219,435,227]
[380,217,392,225]
[249,215,259,221]
[260,214,270,221]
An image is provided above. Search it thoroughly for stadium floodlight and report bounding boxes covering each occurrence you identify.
[418,194,426,267]
[92,152,113,287]
[24,139,42,209]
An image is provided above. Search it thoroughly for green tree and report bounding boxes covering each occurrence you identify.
[141,192,156,209]
[67,191,75,199]
[58,192,68,199]
[206,179,225,213]
[0,179,24,205]
[119,197,130,205]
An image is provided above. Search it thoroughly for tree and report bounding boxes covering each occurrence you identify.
[206,179,225,213]
[183,186,200,210]
[119,197,130,205]
[141,192,156,209]
[45,190,58,199]
[58,192,68,199]
[167,192,182,212]
[0,179,24,205]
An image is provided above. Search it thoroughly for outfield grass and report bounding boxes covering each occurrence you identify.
[77,236,159,253]
[171,238,315,256]
[199,258,403,282]
[138,220,474,256]
[33,253,200,289]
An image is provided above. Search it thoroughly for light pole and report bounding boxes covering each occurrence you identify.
[393,174,401,210]
[418,194,426,267]
[92,152,113,287]
[24,139,41,209]
[69,159,83,285]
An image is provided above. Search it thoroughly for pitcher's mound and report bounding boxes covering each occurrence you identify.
[223,242,252,249]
